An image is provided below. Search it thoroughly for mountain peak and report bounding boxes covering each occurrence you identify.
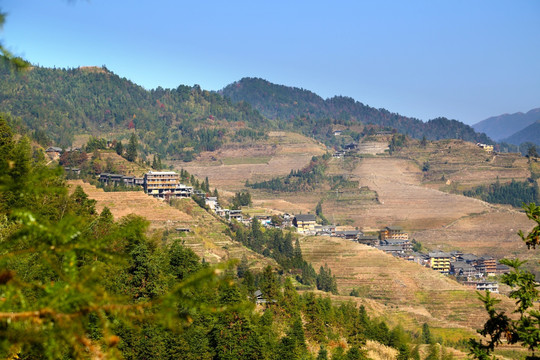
[472,107,540,141]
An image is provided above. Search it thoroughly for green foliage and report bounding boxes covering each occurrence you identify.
[527,145,539,159]
[389,134,408,154]
[85,136,108,152]
[126,133,138,162]
[232,190,252,209]
[518,203,540,249]
[470,203,540,359]
[248,155,329,192]
[0,62,270,155]
[463,180,538,207]
[316,263,339,294]
[222,77,492,145]
[115,140,123,156]
[229,221,316,286]
[0,117,234,358]
[422,323,433,344]
[316,200,330,225]
[412,239,423,252]
[317,345,329,360]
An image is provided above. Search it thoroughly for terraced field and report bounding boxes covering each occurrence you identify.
[177,131,327,191]
[300,236,516,332]
[398,139,530,190]
[67,180,275,269]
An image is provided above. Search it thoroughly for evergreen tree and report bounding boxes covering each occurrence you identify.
[126,132,138,162]
[204,176,210,192]
[259,265,280,303]
[317,345,329,360]
[237,254,249,279]
[115,140,123,156]
[345,346,368,360]
[422,322,433,344]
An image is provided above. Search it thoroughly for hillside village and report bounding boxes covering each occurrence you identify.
[17,72,540,360]
[2,4,540,357]
[90,164,510,295]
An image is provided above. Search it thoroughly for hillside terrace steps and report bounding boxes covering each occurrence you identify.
[300,235,515,330]
[67,180,193,226]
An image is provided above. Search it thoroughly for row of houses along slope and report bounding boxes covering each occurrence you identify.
[292,214,507,293]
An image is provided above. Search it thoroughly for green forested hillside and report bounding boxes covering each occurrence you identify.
[221,77,493,144]
[0,60,269,159]
[0,114,425,359]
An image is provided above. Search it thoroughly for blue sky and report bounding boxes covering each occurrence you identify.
[1,0,539,125]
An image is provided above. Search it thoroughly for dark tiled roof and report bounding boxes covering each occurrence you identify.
[295,214,316,222]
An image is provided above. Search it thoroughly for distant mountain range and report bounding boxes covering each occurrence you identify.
[221,77,492,144]
[502,120,540,146]
[472,108,540,144]
[0,62,496,154]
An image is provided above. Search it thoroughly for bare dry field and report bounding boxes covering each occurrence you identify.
[412,211,535,261]
[329,157,536,264]
[176,131,327,191]
[300,236,515,332]
[338,157,490,230]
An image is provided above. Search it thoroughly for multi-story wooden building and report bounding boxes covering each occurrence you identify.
[293,214,317,235]
[428,252,451,274]
[380,226,409,240]
[476,257,497,276]
[143,171,193,199]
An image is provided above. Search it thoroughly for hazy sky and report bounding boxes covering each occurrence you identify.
[2,0,539,125]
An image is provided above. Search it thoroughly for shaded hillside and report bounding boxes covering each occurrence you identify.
[473,108,540,141]
[501,120,540,146]
[0,59,269,159]
[221,77,492,144]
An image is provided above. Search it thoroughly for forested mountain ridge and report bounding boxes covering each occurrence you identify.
[472,107,540,141]
[0,59,269,159]
[221,77,493,144]
[501,119,540,147]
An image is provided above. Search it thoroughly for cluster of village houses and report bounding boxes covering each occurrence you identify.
[95,169,506,294]
[287,214,506,293]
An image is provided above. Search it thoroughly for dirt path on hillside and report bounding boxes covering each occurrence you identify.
[350,158,488,229]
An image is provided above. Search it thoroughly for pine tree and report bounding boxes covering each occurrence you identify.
[259,265,280,303]
[204,176,210,192]
[126,132,138,162]
[115,140,123,155]
[317,345,329,360]
[422,322,433,344]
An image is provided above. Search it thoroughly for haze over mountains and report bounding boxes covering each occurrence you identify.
[472,108,540,144]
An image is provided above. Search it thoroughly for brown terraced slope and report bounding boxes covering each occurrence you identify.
[67,180,275,269]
